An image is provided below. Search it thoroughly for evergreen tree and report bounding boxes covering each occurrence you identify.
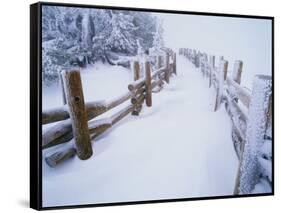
[42,6,163,86]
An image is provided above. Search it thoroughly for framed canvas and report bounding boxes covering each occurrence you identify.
[30,1,274,210]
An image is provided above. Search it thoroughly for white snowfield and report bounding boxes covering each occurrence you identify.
[42,56,238,207]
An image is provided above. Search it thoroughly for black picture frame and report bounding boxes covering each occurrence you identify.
[30,1,274,210]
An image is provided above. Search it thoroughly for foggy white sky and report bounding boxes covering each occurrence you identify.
[153,12,272,88]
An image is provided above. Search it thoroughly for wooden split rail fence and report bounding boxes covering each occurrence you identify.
[179,48,272,195]
[43,49,177,167]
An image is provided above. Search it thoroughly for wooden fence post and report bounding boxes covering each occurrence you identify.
[214,60,228,111]
[209,55,215,88]
[59,71,67,105]
[232,60,243,102]
[145,61,152,107]
[165,52,170,83]
[158,55,162,69]
[232,60,243,85]
[234,75,272,194]
[132,60,142,116]
[192,49,196,64]
[156,55,164,90]
[62,70,93,160]
[200,54,205,77]
[133,61,140,81]
[195,52,200,68]
[173,52,177,75]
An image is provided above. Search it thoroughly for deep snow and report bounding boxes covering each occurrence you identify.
[42,55,238,207]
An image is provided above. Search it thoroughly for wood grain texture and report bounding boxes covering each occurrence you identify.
[62,70,92,160]
[145,61,152,107]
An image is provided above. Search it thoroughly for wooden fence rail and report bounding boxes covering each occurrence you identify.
[179,48,272,195]
[43,48,177,167]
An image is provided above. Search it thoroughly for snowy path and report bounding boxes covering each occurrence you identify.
[43,56,238,207]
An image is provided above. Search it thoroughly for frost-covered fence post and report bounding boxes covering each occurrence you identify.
[232,61,243,85]
[133,61,140,81]
[203,53,207,77]
[188,49,192,60]
[165,52,170,83]
[173,52,177,75]
[195,52,200,68]
[59,71,67,105]
[235,75,272,194]
[214,60,228,111]
[145,61,152,107]
[191,50,195,64]
[232,61,243,102]
[209,55,215,88]
[157,55,162,69]
[201,53,207,77]
[62,70,93,160]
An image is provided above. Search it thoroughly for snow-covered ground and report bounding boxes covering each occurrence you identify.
[42,55,238,207]
[43,62,133,109]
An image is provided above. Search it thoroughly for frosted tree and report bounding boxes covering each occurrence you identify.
[152,20,164,51]
[106,11,137,54]
[42,6,161,85]
[132,12,157,52]
[81,9,95,49]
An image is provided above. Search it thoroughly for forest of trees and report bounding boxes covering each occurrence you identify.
[42,6,164,85]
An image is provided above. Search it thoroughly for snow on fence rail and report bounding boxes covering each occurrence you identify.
[179,48,272,195]
[42,49,177,167]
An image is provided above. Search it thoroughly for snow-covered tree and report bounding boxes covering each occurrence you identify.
[42,6,162,86]
[106,11,137,54]
[152,20,165,51]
